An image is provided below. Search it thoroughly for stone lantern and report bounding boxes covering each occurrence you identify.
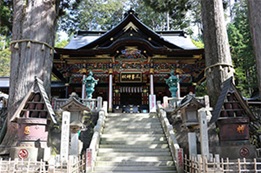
[60,92,90,156]
[178,95,204,129]
[10,77,57,161]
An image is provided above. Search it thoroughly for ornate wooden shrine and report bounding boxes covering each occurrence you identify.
[10,77,57,161]
[53,9,205,112]
[211,77,257,159]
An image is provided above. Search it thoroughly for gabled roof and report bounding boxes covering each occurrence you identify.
[60,97,90,112]
[172,94,205,114]
[210,77,255,123]
[11,77,57,124]
[179,94,205,109]
[59,9,198,53]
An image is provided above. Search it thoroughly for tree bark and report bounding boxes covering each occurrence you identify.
[0,0,58,153]
[247,0,261,98]
[201,0,234,106]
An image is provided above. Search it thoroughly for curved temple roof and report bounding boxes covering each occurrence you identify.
[63,9,198,51]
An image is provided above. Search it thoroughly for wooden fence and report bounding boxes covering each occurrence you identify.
[184,155,261,173]
[0,157,85,173]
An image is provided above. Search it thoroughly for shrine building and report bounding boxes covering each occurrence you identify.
[52,9,205,112]
[0,10,205,112]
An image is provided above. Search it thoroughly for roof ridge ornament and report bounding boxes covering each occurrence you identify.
[123,22,139,32]
[124,8,138,18]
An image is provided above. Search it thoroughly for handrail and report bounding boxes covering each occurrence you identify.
[157,102,184,173]
[86,101,107,172]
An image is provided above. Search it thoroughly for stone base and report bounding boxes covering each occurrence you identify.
[214,144,256,159]
[10,147,51,161]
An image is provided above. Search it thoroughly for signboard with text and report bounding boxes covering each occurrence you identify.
[120,72,142,83]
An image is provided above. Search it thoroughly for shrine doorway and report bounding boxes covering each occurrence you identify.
[120,93,142,113]
[120,93,142,106]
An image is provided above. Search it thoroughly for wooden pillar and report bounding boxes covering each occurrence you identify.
[81,74,86,99]
[150,68,154,95]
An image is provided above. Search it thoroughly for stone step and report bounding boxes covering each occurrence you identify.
[95,160,174,167]
[102,129,165,134]
[100,139,167,145]
[102,128,164,134]
[104,121,162,128]
[100,135,166,142]
[96,156,173,162]
[92,113,177,173]
[105,118,159,123]
[98,148,170,153]
[93,171,176,173]
[107,113,157,117]
[93,166,176,172]
[97,151,171,157]
[99,143,169,149]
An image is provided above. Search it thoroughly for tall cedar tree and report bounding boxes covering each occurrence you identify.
[248,0,261,98]
[201,0,234,106]
[143,0,233,106]
[0,0,59,153]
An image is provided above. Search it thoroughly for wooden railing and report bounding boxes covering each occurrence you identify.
[184,155,261,173]
[0,157,85,173]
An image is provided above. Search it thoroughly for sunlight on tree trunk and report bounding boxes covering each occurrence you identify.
[0,0,58,154]
[248,0,261,98]
[201,0,234,106]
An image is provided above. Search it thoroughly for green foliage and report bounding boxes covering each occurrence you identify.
[195,81,207,97]
[59,0,125,33]
[55,39,68,48]
[192,39,204,48]
[0,0,12,36]
[227,0,257,97]
[0,48,10,77]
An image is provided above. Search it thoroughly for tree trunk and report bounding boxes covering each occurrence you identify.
[201,0,234,106]
[0,0,58,153]
[247,0,261,98]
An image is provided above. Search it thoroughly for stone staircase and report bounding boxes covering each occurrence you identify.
[93,113,177,173]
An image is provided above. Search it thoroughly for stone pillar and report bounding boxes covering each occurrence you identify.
[60,111,70,163]
[188,132,197,157]
[198,108,209,159]
[163,96,169,108]
[108,69,113,112]
[97,96,103,110]
[69,132,79,156]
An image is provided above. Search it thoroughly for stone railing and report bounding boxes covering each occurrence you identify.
[86,101,107,172]
[157,101,184,173]
[53,97,103,112]
[162,95,211,112]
